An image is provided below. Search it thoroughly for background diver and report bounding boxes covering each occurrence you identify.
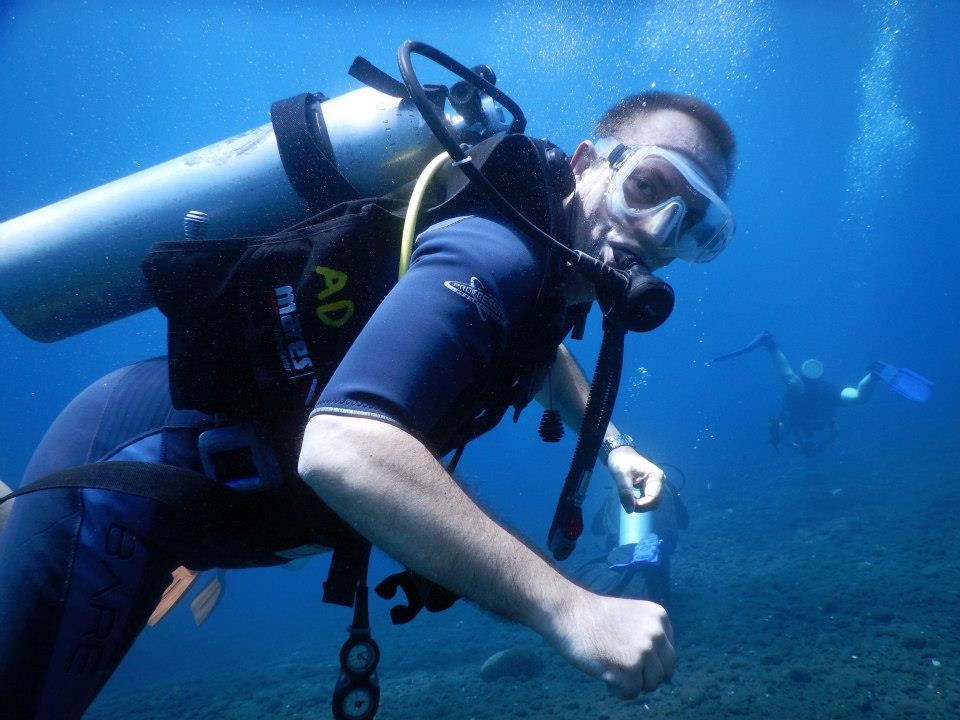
[576,458,689,606]
[709,330,932,456]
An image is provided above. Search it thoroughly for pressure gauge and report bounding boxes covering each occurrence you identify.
[338,686,376,720]
[341,636,380,675]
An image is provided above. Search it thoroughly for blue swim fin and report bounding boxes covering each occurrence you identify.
[606,534,662,569]
[871,362,933,403]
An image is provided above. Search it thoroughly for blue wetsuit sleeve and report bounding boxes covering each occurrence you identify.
[311,215,546,439]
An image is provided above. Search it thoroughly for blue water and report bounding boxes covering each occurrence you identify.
[1,1,958,718]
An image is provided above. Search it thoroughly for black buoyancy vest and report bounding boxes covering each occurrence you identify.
[782,378,840,432]
[142,133,573,454]
[139,133,574,610]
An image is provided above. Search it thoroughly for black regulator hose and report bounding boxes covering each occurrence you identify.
[547,317,627,560]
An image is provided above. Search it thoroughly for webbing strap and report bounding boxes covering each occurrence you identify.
[0,461,221,508]
[0,461,373,612]
[270,92,358,212]
[324,537,372,608]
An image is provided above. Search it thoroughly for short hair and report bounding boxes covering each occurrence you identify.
[595,91,737,187]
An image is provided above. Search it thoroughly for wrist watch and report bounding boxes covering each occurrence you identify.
[599,433,634,466]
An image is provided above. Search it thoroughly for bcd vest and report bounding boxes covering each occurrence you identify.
[142,132,574,457]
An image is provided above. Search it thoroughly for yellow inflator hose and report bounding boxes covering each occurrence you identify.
[399,151,451,279]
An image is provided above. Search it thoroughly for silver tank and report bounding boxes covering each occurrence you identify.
[0,86,449,342]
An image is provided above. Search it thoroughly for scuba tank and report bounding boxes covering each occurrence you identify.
[618,489,653,546]
[0,60,509,343]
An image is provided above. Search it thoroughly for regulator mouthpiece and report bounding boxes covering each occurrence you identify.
[598,259,675,333]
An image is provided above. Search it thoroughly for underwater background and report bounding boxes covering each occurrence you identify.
[1,0,958,718]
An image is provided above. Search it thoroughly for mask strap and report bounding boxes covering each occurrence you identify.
[604,142,631,168]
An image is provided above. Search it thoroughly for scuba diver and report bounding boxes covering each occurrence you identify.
[577,461,689,606]
[0,42,737,719]
[709,331,932,456]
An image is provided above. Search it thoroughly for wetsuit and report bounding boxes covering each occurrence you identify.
[778,378,841,455]
[0,214,565,719]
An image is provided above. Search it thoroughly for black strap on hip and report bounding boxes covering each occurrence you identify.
[0,461,220,508]
[0,461,372,611]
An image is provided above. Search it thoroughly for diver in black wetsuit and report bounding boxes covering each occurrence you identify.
[579,471,688,606]
[0,85,737,718]
[755,331,875,456]
[709,331,932,457]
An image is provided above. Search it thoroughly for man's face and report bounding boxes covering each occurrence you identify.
[573,108,729,271]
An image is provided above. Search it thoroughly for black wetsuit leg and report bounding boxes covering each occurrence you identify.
[0,359,204,719]
[0,358,334,718]
[0,487,180,720]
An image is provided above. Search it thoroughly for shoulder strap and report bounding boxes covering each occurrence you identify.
[430,133,572,244]
[270,92,359,212]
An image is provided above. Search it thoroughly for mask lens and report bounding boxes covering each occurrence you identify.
[619,156,683,210]
[603,143,734,263]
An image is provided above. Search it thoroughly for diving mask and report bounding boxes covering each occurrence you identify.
[596,138,734,263]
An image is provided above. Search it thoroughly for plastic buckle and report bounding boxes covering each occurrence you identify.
[198,423,283,492]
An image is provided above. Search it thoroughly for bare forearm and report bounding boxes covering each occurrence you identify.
[299,414,577,636]
[0,478,12,532]
[539,344,666,510]
[299,414,675,697]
